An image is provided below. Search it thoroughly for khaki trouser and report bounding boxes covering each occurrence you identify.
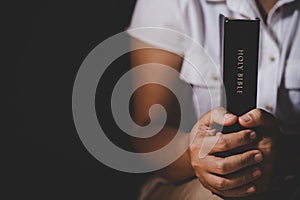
[138,173,300,200]
[140,178,223,200]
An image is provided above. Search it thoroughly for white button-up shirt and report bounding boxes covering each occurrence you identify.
[128,0,300,135]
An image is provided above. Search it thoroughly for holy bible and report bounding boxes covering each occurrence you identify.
[220,15,260,133]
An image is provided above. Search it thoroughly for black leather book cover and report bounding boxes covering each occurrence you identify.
[220,15,260,133]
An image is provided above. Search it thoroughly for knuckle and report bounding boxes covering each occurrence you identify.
[212,107,226,119]
[190,156,207,169]
[189,143,198,152]
[216,160,227,174]
[215,178,226,190]
[240,154,251,166]
[215,106,225,113]
[241,174,251,184]
[217,136,229,150]
[190,159,200,169]
[240,131,250,143]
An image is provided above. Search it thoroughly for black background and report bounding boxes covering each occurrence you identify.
[10,0,151,199]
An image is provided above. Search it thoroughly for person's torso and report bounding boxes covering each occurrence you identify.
[178,0,300,135]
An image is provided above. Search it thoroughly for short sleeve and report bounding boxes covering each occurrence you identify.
[127,0,187,55]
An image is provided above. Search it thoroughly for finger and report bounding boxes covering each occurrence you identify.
[239,108,277,128]
[200,107,238,127]
[209,130,257,154]
[201,180,256,198]
[209,150,263,175]
[205,167,262,191]
[217,183,256,198]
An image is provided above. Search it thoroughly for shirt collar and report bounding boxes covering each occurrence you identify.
[276,0,297,7]
[206,0,297,18]
[206,0,297,2]
[206,0,225,2]
[206,0,256,18]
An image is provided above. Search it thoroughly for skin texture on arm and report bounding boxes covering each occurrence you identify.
[130,38,195,182]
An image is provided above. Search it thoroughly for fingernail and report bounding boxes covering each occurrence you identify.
[249,132,256,140]
[254,153,263,163]
[224,113,235,119]
[247,186,256,193]
[241,115,251,122]
[252,169,262,178]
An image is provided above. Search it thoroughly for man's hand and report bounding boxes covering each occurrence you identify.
[239,108,279,194]
[189,107,264,198]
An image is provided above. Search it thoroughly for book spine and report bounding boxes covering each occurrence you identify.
[221,16,260,133]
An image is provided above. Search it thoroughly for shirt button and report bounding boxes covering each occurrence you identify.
[210,74,218,81]
[269,56,276,62]
[265,104,273,112]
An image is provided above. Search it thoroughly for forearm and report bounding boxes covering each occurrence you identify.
[131,126,195,183]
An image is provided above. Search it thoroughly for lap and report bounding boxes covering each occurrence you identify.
[138,175,300,200]
[139,178,222,200]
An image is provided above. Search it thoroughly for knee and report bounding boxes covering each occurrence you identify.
[181,179,218,200]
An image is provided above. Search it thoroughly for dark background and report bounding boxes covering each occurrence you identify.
[10,0,151,199]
